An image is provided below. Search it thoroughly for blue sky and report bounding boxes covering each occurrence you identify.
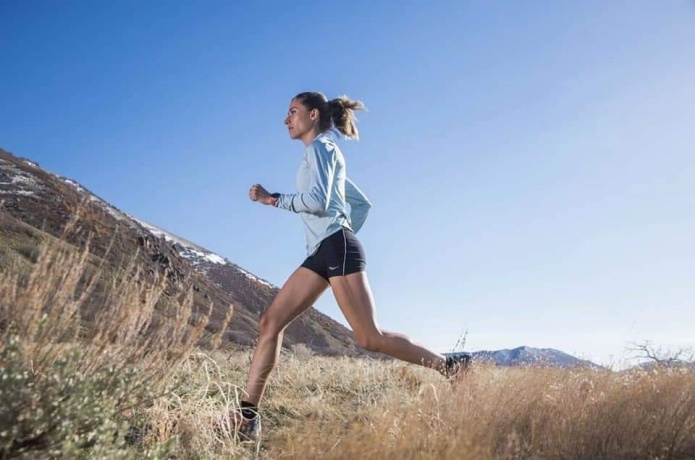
[2,1,693,367]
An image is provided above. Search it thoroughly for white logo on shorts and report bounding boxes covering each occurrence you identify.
[328,265,340,270]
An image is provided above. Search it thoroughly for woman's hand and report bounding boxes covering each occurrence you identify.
[249,184,277,206]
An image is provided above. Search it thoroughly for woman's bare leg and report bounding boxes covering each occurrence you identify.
[244,267,329,405]
[329,271,448,375]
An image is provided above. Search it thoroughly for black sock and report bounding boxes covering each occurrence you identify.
[240,400,258,420]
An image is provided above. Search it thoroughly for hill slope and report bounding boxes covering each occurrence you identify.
[0,147,360,355]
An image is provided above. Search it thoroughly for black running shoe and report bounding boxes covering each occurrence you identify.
[445,353,472,381]
[217,409,260,443]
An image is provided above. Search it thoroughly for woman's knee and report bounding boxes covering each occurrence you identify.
[258,312,282,339]
[355,331,384,352]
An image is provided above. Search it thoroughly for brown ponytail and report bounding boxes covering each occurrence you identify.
[294,92,366,140]
[328,96,365,140]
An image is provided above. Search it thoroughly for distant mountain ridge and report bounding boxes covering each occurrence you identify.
[448,346,600,368]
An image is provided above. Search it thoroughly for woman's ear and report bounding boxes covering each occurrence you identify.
[309,108,318,121]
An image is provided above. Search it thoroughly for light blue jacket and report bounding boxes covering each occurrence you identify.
[274,132,372,255]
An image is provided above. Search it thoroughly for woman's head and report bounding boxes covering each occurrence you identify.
[285,92,365,143]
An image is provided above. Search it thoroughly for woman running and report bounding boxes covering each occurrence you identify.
[232,91,470,441]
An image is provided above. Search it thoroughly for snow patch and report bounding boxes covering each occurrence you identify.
[0,165,43,194]
[58,177,131,224]
[204,252,226,264]
[63,178,85,193]
[236,266,275,288]
[130,216,276,288]
[12,174,37,186]
[179,246,226,265]
[0,190,35,196]
[132,218,201,249]
[132,217,226,264]
[88,195,126,221]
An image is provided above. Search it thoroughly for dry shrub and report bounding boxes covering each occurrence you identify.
[290,343,314,359]
[0,218,225,458]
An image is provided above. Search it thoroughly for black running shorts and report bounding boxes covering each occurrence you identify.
[301,227,366,281]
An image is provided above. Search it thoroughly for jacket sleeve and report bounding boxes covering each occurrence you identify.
[274,144,336,214]
[344,177,371,233]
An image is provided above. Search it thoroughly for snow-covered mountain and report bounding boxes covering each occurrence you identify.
[448,346,600,368]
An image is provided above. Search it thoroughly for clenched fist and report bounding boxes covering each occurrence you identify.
[249,184,277,206]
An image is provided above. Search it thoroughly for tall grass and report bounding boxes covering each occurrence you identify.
[0,221,228,458]
[1,222,693,458]
[148,350,692,459]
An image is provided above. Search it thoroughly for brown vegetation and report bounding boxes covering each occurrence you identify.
[1,228,694,459]
[1,147,361,355]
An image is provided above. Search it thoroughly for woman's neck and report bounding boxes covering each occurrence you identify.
[301,128,322,146]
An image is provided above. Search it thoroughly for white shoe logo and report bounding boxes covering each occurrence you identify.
[328,265,340,270]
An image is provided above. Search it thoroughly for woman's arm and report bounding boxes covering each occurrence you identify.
[344,177,371,233]
[274,144,337,214]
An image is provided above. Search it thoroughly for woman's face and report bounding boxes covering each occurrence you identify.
[284,98,318,142]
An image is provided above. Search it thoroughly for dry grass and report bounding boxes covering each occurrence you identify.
[0,218,228,458]
[1,224,694,459]
[143,350,694,460]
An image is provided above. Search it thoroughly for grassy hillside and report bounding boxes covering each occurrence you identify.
[1,231,694,459]
[1,148,361,355]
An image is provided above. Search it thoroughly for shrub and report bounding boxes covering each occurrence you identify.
[0,219,227,458]
[0,334,174,458]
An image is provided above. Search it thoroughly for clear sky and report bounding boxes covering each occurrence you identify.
[2,1,693,367]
